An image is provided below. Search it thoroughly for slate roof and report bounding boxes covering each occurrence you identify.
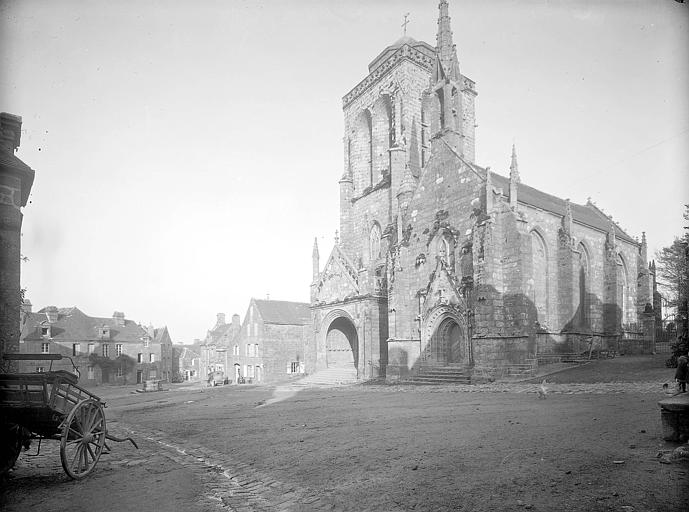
[21,307,150,343]
[489,172,637,245]
[153,326,172,344]
[253,300,311,326]
[202,321,237,347]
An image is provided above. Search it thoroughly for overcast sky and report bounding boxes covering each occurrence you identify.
[1,0,687,343]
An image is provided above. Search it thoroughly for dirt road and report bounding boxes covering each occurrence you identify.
[2,356,687,511]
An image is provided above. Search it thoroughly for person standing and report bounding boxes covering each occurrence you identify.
[676,354,688,393]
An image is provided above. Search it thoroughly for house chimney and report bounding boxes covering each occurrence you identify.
[21,299,32,314]
[216,313,226,326]
[232,314,240,328]
[0,113,22,153]
[45,306,58,324]
[112,311,125,326]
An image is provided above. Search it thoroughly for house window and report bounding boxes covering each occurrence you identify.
[247,365,254,378]
[143,338,150,348]
[245,344,250,356]
[73,343,80,356]
[87,366,95,379]
[116,366,123,377]
[41,326,50,337]
[41,342,49,354]
[116,344,123,357]
[149,369,157,379]
[254,344,259,357]
[233,344,239,356]
[36,367,45,373]
[102,344,109,357]
[88,343,95,354]
[137,353,143,363]
[150,353,155,363]
[290,362,300,374]
[100,327,109,338]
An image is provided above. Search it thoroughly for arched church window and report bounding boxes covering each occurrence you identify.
[372,96,393,183]
[369,223,382,262]
[366,110,373,186]
[437,88,446,129]
[530,230,548,323]
[577,242,591,329]
[617,254,629,326]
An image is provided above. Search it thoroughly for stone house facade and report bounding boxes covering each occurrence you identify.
[309,0,654,381]
[19,304,173,385]
[173,344,200,382]
[198,312,241,380]
[228,299,310,384]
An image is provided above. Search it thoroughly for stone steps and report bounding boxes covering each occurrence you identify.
[409,366,472,385]
[294,367,358,387]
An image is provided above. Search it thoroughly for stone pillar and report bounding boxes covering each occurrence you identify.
[0,113,35,366]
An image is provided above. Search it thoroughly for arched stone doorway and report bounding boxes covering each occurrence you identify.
[325,316,358,371]
[423,307,470,366]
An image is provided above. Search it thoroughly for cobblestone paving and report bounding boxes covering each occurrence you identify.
[357,381,669,395]
[120,424,328,511]
[6,382,675,512]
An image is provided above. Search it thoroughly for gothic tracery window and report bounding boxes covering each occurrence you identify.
[577,243,591,329]
[530,230,548,323]
[617,254,629,326]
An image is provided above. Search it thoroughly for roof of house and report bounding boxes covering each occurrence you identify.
[153,326,172,344]
[21,307,152,343]
[488,172,637,245]
[253,299,311,326]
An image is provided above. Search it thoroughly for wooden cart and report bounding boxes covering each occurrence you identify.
[1,353,137,479]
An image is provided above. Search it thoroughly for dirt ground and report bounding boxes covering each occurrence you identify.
[1,355,687,512]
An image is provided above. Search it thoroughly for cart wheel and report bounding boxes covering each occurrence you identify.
[60,399,106,479]
[0,424,24,476]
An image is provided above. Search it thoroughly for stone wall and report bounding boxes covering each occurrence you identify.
[260,324,308,383]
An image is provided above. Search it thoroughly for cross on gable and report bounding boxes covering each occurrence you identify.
[402,13,410,36]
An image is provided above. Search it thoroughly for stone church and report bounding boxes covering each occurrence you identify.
[308,1,654,381]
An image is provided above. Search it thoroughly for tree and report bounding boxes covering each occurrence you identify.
[656,237,689,311]
[657,204,689,365]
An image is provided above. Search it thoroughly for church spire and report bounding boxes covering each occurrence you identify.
[509,143,520,209]
[312,237,319,282]
[433,0,460,84]
[509,144,520,183]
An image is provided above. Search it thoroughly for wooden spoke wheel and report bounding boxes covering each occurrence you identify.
[60,399,106,479]
[0,424,24,476]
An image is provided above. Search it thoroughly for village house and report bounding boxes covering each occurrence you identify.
[228,299,310,384]
[172,344,200,382]
[19,303,173,385]
[198,312,241,380]
[308,0,655,382]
